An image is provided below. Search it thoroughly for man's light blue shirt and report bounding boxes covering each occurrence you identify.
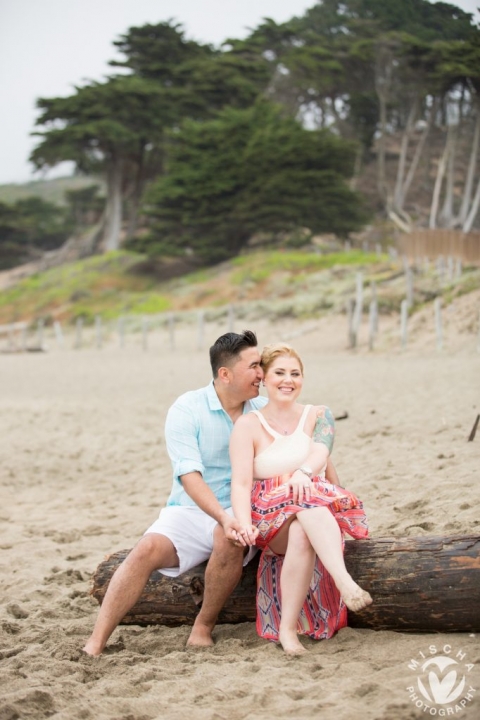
[165,381,267,509]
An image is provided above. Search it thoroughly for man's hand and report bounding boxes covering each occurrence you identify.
[221,515,246,545]
[282,470,312,504]
[221,515,258,547]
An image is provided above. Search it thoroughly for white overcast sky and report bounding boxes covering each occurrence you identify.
[0,0,478,185]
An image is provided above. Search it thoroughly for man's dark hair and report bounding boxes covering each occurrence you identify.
[209,330,258,378]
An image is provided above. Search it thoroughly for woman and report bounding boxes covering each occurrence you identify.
[230,343,372,655]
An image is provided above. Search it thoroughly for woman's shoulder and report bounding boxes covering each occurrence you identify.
[236,411,262,430]
[305,403,333,418]
[313,404,333,418]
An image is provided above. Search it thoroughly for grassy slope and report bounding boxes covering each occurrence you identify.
[0,176,104,206]
[1,248,478,327]
[0,249,380,324]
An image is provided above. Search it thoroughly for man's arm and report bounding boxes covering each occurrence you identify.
[165,398,243,542]
[180,472,227,524]
[180,472,243,542]
[164,400,206,482]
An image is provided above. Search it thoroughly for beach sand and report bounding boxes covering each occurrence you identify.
[0,315,479,720]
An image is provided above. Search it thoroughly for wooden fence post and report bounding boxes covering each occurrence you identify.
[400,299,408,349]
[118,317,125,349]
[347,298,356,349]
[405,266,414,308]
[197,310,205,351]
[53,321,64,349]
[477,308,480,354]
[368,281,378,351]
[142,316,149,351]
[368,300,378,351]
[7,324,14,351]
[447,256,454,283]
[21,324,27,352]
[75,318,83,349]
[95,316,103,349]
[37,319,44,350]
[168,313,175,351]
[371,282,378,333]
[352,272,363,347]
[436,256,445,284]
[434,297,443,351]
[228,304,235,333]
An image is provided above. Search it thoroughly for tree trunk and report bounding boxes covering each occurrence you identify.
[429,131,451,229]
[374,43,394,211]
[103,156,123,252]
[458,104,480,227]
[400,97,437,212]
[349,144,364,190]
[125,146,146,241]
[376,89,389,207]
[393,99,417,209]
[126,202,139,242]
[439,123,458,228]
[90,534,480,633]
[388,209,411,233]
[463,175,480,232]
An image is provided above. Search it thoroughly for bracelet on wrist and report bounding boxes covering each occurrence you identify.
[297,465,313,479]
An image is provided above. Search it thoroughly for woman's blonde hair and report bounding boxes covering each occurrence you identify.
[260,343,304,375]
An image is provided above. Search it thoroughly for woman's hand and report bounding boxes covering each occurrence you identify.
[231,525,259,547]
[220,515,245,545]
[282,470,312,504]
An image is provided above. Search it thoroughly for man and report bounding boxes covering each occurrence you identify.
[83,330,266,655]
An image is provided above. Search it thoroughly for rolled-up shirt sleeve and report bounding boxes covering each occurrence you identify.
[165,399,205,482]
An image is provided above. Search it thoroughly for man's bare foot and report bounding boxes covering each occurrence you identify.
[338,578,373,613]
[82,638,104,657]
[187,621,214,647]
[278,629,308,656]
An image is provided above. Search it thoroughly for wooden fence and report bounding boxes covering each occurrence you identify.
[398,229,480,265]
[0,309,231,354]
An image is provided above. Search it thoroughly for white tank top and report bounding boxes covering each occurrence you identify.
[252,405,314,479]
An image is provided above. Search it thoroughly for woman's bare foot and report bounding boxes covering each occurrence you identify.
[278,629,308,656]
[338,578,372,612]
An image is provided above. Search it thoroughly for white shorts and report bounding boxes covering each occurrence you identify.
[144,505,257,578]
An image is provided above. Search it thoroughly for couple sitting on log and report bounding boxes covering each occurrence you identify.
[83,330,372,657]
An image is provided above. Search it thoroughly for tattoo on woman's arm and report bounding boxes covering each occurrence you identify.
[313,406,335,453]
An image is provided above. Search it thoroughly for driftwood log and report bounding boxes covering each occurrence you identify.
[91,534,480,633]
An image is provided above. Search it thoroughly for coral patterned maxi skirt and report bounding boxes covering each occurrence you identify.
[251,475,369,642]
